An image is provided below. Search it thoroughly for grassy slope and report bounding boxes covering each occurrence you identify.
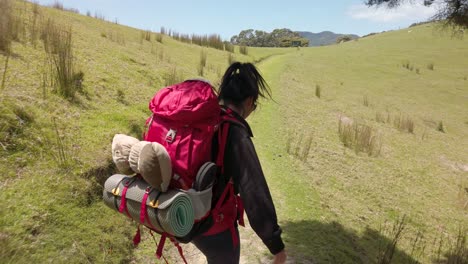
[1,1,467,263]
[250,24,467,263]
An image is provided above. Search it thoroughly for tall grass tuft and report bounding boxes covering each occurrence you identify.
[315,84,321,98]
[155,33,163,43]
[228,53,235,65]
[51,1,64,10]
[338,117,382,156]
[437,121,445,133]
[393,114,415,133]
[1,52,10,90]
[239,45,248,55]
[30,2,41,48]
[0,0,13,53]
[143,30,151,41]
[42,19,83,99]
[363,95,369,107]
[164,67,184,86]
[427,62,434,70]
[224,41,234,53]
[197,49,207,76]
[376,112,390,123]
[200,49,207,67]
[377,216,407,264]
[286,130,313,162]
[52,117,70,170]
[442,227,468,263]
[116,89,127,105]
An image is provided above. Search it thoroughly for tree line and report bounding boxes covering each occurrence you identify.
[230,28,309,47]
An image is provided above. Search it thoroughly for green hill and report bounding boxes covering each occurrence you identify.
[297,30,360,46]
[1,1,467,263]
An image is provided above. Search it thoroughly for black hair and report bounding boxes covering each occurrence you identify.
[218,62,271,107]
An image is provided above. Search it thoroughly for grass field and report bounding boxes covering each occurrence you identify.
[1,1,467,263]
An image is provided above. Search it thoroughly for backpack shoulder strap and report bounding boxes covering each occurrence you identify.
[215,108,245,172]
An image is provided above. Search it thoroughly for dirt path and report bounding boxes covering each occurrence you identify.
[131,221,276,264]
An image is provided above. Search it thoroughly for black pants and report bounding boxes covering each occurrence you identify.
[192,228,240,264]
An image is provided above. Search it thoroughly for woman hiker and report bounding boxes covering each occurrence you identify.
[192,62,287,264]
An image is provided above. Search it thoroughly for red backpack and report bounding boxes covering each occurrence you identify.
[142,79,245,262]
[144,79,220,190]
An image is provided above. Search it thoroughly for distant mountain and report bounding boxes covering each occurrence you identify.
[296,31,360,46]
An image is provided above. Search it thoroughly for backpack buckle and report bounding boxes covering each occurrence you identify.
[215,213,224,223]
[166,129,177,143]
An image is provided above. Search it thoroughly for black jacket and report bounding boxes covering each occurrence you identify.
[216,108,285,255]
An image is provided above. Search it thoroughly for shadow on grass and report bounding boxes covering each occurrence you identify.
[282,220,418,264]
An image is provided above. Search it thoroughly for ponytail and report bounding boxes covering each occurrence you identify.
[218,62,271,107]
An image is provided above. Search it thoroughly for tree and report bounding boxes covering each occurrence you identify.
[230,28,309,47]
[336,35,353,43]
[365,0,468,29]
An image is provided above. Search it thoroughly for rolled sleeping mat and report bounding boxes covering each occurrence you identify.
[128,141,172,192]
[112,134,140,175]
[103,174,194,237]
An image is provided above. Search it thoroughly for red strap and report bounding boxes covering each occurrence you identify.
[170,237,188,264]
[230,225,239,248]
[214,181,234,210]
[236,195,245,227]
[140,187,158,230]
[156,233,167,259]
[216,122,230,173]
[143,115,154,140]
[118,180,132,217]
[133,225,141,246]
[148,231,169,264]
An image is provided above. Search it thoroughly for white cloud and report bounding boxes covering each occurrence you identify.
[347,1,441,23]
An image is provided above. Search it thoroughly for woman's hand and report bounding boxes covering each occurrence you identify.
[273,250,287,264]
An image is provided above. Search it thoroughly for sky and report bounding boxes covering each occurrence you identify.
[34,0,442,40]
